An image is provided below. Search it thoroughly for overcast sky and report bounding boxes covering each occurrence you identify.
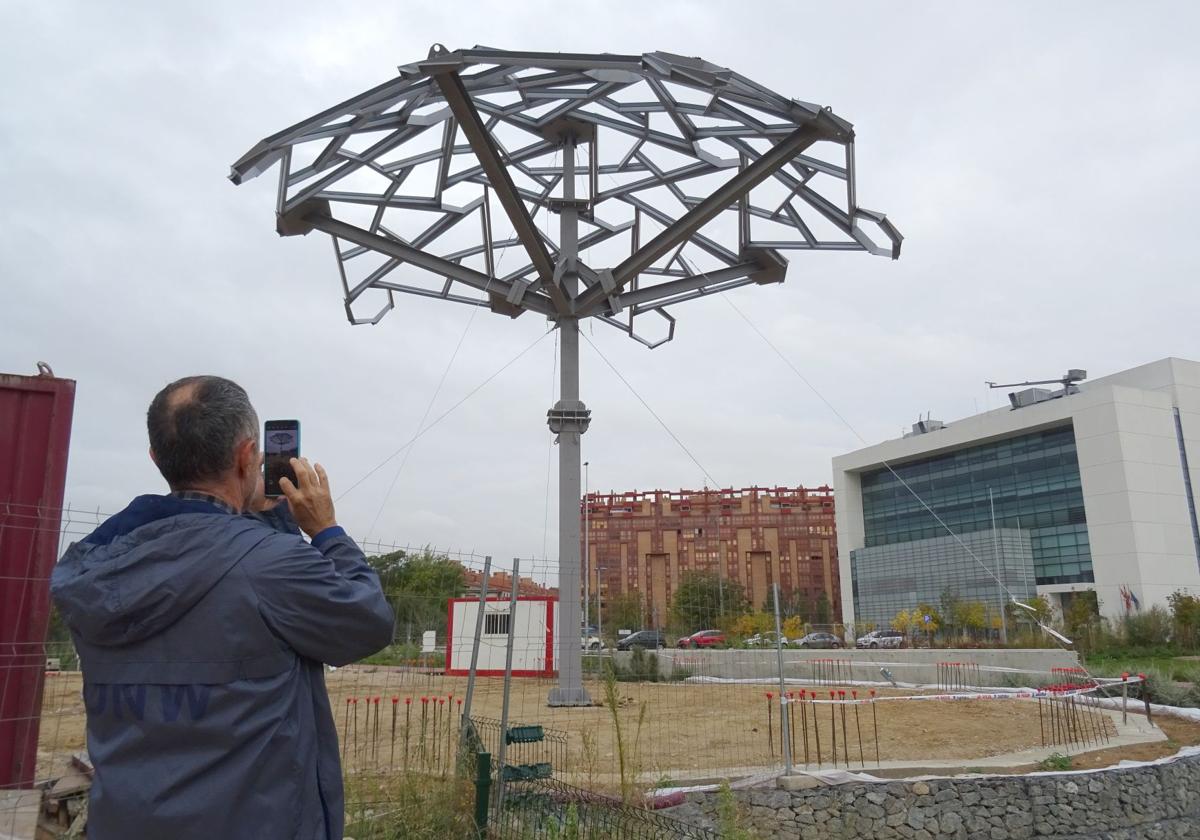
[4,1,1198,573]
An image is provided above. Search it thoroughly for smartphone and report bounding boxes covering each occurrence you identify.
[264,419,300,497]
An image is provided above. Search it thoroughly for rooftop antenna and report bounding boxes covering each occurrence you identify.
[231,45,901,706]
[985,369,1087,391]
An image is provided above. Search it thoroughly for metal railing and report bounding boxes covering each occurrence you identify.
[490,778,718,840]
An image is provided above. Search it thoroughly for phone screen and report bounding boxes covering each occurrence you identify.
[264,420,300,497]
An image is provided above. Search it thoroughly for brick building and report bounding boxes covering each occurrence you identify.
[462,568,557,599]
[581,486,839,629]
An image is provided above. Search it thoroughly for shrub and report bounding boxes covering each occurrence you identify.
[1038,752,1072,771]
[1121,607,1174,649]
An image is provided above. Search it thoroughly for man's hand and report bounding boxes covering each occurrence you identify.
[247,470,283,513]
[279,457,338,538]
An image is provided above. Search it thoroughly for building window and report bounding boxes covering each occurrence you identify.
[484,613,511,636]
[858,424,1093,585]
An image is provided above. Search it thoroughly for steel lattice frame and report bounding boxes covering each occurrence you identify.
[231,45,900,343]
[232,45,901,706]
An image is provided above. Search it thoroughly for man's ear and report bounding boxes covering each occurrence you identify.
[236,438,259,476]
[149,446,159,466]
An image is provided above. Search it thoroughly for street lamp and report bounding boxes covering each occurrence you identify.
[596,565,607,646]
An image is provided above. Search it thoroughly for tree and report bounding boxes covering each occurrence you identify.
[367,548,465,642]
[940,587,962,635]
[892,609,913,638]
[914,603,941,642]
[776,587,809,621]
[1007,594,1053,628]
[782,615,805,640]
[956,600,987,636]
[603,591,645,635]
[671,571,748,632]
[813,591,832,626]
[731,611,775,639]
[1063,590,1101,639]
[1168,590,1200,649]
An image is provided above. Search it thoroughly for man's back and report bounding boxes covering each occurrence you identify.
[51,494,394,840]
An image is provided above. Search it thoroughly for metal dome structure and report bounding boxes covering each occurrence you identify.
[231,45,901,706]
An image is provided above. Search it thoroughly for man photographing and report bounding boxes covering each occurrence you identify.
[51,375,395,840]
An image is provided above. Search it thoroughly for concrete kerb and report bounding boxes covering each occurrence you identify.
[644,646,1084,686]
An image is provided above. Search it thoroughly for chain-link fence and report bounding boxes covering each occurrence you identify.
[4,501,1139,840]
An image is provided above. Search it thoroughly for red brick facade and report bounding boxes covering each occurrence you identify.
[581,486,839,628]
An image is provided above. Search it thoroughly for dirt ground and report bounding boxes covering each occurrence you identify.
[36,667,1197,784]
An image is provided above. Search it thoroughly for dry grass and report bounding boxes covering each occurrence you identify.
[36,668,1200,786]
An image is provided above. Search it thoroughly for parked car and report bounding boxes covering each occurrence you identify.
[856,630,905,649]
[744,632,788,648]
[580,633,602,651]
[616,630,667,651]
[793,632,843,649]
[676,630,726,649]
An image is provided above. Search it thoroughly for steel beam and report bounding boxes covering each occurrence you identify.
[432,70,571,315]
[306,213,556,317]
[573,124,819,314]
[600,263,758,313]
[615,125,819,284]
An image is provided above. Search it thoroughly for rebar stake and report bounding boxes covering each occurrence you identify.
[829,691,838,768]
[870,689,880,767]
[811,694,822,768]
[766,692,775,759]
[838,690,850,766]
[390,696,398,770]
[852,691,865,768]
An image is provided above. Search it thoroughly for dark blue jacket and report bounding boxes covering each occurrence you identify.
[50,495,394,840]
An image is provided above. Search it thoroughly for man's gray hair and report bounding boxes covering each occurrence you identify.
[147,376,259,489]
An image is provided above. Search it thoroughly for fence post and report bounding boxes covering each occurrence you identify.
[474,750,492,837]
[772,583,793,774]
[495,558,521,812]
[461,555,492,736]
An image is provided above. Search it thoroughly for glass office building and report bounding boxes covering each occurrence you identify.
[835,359,1200,625]
[858,424,1093,586]
[849,529,1036,627]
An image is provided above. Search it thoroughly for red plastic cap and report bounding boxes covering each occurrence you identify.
[406,698,412,705]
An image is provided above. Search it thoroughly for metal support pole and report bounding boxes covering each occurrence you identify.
[473,751,492,837]
[496,559,521,811]
[773,583,793,774]
[597,567,604,645]
[584,461,590,635]
[461,555,492,735]
[548,132,592,706]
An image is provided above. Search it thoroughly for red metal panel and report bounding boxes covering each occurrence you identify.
[0,372,75,789]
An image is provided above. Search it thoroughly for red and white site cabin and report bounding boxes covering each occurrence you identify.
[446,596,558,677]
